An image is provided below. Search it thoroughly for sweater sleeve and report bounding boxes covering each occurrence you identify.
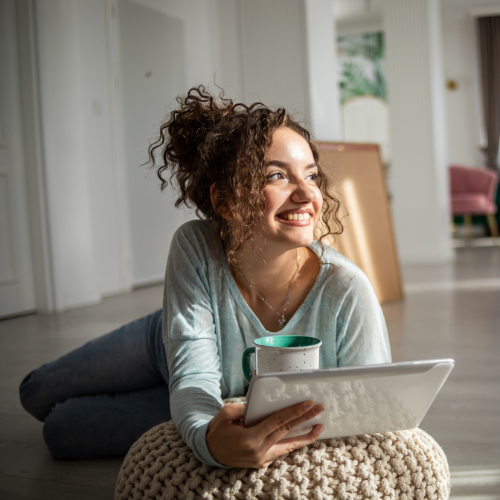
[162,225,226,467]
[335,269,392,367]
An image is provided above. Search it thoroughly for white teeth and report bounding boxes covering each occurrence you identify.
[280,213,311,220]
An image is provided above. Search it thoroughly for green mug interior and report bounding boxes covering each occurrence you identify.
[253,335,321,348]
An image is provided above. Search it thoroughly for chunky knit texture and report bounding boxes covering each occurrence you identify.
[115,399,450,500]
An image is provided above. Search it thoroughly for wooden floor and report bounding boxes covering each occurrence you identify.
[1,246,499,499]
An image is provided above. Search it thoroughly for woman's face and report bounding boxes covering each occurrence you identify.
[260,127,323,251]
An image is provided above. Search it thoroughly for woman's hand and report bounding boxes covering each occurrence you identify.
[206,400,324,468]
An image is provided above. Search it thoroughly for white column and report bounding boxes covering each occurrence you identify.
[384,0,452,263]
[303,0,341,141]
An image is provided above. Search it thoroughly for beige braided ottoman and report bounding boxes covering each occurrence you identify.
[115,400,450,500]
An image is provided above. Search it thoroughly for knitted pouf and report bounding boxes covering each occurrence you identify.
[115,400,450,500]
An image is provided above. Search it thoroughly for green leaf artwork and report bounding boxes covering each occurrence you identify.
[337,32,386,104]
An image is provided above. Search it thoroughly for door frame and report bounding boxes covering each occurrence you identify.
[15,0,56,313]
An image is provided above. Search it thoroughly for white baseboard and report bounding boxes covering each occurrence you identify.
[132,273,165,289]
[99,281,132,298]
[63,290,101,310]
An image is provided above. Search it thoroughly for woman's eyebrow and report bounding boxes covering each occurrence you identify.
[265,160,288,168]
[265,160,318,169]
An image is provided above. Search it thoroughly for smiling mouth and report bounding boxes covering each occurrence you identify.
[277,213,311,221]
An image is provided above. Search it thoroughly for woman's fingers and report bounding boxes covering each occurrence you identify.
[265,403,324,445]
[275,423,324,446]
[253,400,315,438]
[218,403,246,421]
[254,425,324,469]
[265,424,324,463]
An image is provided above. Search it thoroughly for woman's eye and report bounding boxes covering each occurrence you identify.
[267,172,286,181]
[307,173,319,181]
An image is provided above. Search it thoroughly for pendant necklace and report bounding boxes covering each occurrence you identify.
[238,249,300,330]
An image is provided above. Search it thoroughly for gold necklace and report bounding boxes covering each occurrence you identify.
[238,249,301,329]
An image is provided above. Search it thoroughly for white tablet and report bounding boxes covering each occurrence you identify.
[243,359,454,439]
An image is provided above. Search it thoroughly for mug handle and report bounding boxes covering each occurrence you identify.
[242,347,255,383]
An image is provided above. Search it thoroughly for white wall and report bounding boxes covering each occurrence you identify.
[26,0,344,310]
[441,3,485,167]
[30,0,251,308]
[239,0,310,119]
[34,0,131,310]
[237,0,341,141]
[128,0,239,92]
[384,0,452,264]
[80,1,133,297]
[23,1,252,307]
[214,0,245,98]
[117,0,188,285]
[113,0,247,287]
[36,0,99,310]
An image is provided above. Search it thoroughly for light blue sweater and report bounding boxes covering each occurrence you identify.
[162,220,391,467]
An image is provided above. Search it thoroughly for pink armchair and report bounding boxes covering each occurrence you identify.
[449,165,499,239]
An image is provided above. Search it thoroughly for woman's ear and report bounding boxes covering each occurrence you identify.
[210,183,233,220]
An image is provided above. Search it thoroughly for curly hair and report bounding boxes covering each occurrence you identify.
[148,85,343,272]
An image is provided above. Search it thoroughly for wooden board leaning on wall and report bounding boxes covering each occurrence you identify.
[314,142,404,304]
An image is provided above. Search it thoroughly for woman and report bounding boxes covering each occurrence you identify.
[19,87,391,468]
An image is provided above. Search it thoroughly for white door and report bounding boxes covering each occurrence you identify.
[0,0,36,318]
[118,0,190,286]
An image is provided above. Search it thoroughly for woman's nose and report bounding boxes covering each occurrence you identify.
[291,179,317,204]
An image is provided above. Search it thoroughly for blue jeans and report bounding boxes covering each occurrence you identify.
[19,310,170,459]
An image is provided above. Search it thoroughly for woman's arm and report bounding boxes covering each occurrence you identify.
[164,226,224,466]
[336,269,392,366]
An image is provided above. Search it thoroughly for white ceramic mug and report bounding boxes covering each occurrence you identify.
[242,335,322,383]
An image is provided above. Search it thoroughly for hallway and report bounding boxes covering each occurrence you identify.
[0,246,499,499]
